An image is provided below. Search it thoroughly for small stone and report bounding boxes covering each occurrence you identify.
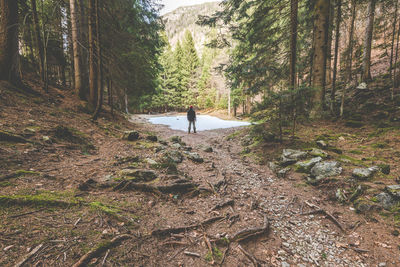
[277,167,291,178]
[122,130,139,141]
[309,148,328,158]
[281,262,290,267]
[185,152,204,163]
[203,146,213,152]
[145,158,158,165]
[352,168,374,180]
[146,135,158,142]
[378,263,386,267]
[316,140,327,148]
[42,136,51,143]
[357,82,368,90]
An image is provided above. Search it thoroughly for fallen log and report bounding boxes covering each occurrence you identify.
[72,235,132,267]
[151,216,224,237]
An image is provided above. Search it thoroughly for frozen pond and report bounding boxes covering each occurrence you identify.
[148,115,251,132]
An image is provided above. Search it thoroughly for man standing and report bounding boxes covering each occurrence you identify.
[187,106,196,133]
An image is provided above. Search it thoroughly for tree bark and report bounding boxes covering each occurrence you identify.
[361,0,376,82]
[92,0,103,120]
[311,0,330,117]
[31,0,44,81]
[341,0,356,117]
[390,0,399,100]
[326,0,334,86]
[88,0,98,109]
[0,0,21,84]
[69,0,84,99]
[290,0,298,90]
[393,17,400,99]
[330,0,341,114]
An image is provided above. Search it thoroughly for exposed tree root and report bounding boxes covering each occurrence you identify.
[72,234,132,267]
[151,216,224,236]
[229,215,269,242]
[210,199,234,211]
[114,180,199,195]
[14,244,43,267]
[237,244,262,267]
[0,130,29,143]
[303,201,345,232]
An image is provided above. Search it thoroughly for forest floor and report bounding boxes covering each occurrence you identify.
[0,80,400,266]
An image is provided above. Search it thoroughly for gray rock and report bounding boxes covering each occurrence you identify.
[280,149,307,166]
[386,185,400,198]
[171,143,182,149]
[309,148,328,158]
[281,262,290,267]
[295,157,322,173]
[42,136,52,143]
[170,136,182,144]
[203,146,213,152]
[277,167,291,178]
[316,140,327,148]
[376,192,396,210]
[357,82,368,90]
[122,130,139,141]
[165,150,183,163]
[145,158,158,165]
[352,168,375,180]
[353,198,381,213]
[185,152,204,163]
[155,145,167,153]
[310,161,342,181]
[268,161,280,173]
[146,135,158,142]
[119,169,157,182]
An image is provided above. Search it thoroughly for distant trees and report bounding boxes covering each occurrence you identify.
[0,0,163,119]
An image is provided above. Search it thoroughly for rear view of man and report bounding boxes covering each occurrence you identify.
[187,106,196,133]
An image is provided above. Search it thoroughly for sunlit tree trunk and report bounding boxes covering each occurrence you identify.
[330,0,341,114]
[361,0,376,82]
[88,0,98,108]
[92,0,103,120]
[31,0,44,81]
[311,0,330,117]
[341,0,356,117]
[390,0,399,100]
[69,0,84,99]
[290,0,298,90]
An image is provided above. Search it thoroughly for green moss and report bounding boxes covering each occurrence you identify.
[0,191,80,207]
[15,170,40,176]
[0,181,13,187]
[226,130,241,141]
[371,142,388,149]
[338,155,366,166]
[89,201,120,216]
[349,150,363,155]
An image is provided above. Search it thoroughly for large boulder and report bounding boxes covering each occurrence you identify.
[123,130,139,141]
[295,157,322,173]
[119,169,157,182]
[280,149,307,166]
[352,167,378,180]
[308,161,342,184]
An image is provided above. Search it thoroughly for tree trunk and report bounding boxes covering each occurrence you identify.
[92,0,103,120]
[88,0,98,109]
[341,0,356,117]
[361,0,376,82]
[31,0,44,81]
[390,0,399,100]
[330,0,341,114]
[326,0,334,86]
[290,0,298,90]
[0,0,20,84]
[69,0,84,99]
[311,0,330,117]
[393,17,400,99]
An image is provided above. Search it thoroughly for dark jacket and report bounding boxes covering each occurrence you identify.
[187,108,196,121]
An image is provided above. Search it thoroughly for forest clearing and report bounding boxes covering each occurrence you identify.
[1,0,400,266]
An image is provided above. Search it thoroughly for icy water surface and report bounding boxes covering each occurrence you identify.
[148,115,251,132]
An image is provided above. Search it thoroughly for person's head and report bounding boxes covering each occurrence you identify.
[189,106,193,110]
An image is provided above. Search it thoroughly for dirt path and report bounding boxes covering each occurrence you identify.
[128,115,399,266]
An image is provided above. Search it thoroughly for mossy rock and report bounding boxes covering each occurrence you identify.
[353,198,381,213]
[345,120,364,128]
[146,135,158,142]
[294,157,322,173]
